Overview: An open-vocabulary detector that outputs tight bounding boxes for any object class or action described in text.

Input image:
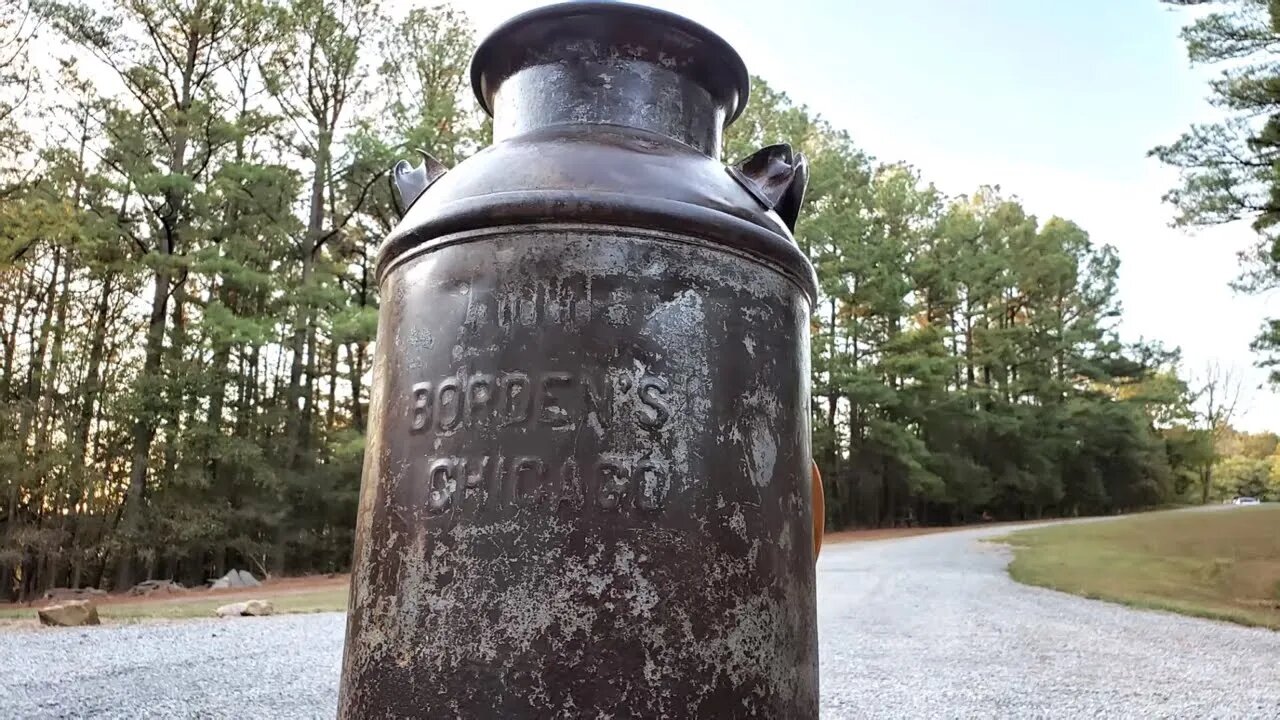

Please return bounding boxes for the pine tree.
[1153,0,1280,381]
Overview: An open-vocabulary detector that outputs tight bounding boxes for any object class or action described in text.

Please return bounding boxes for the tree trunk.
[206,318,230,488]
[8,252,61,594]
[964,302,975,388]
[286,128,331,469]
[161,283,189,506]
[348,342,366,432]
[69,275,112,515]
[117,267,172,589]
[326,339,338,431]
[117,16,201,587]
[0,286,22,401]
[303,322,319,451]
[36,255,72,458]
[34,259,74,594]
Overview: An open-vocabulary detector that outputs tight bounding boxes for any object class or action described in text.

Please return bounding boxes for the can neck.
[470,2,749,161]
[490,58,726,158]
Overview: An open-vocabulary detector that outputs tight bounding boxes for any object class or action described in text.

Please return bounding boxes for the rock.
[37,600,101,627]
[41,587,106,602]
[243,599,274,616]
[214,602,247,617]
[128,580,185,597]
[214,599,274,618]
[209,568,261,590]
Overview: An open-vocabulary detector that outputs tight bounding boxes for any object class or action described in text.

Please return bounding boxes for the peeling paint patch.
[728,504,747,541]
[749,424,777,488]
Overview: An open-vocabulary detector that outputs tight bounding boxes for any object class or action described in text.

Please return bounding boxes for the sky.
[453,0,1280,432]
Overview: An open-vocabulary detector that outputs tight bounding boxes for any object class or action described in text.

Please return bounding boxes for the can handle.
[812,460,824,561]
[729,143,810,232]
[390,150,449,217]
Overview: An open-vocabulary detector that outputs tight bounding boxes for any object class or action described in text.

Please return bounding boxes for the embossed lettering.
[497,290,518,327]
[634,460,669,512]
[463,289,488,329]
[461,455,489,510]
[408,366,673,438]
[546,276,590,326]
[537,372,574,428]
[498,284,542,327]
[512,456,547,506]
[462,455,490,489]
[518,285,537,326]
[596,461,629,511]
[501,373,531,426]
[427,458,457,515]
[638,376,671,430]
[582,373,612,430]
[422,452,671,520]
[437,377,462,432]
[410,382,432,432]
[573,277,592,325]
[543,279,570,325]
[465,373,495,426]
[492,454,510,500]
[494,278,591,328]
[556,458,584,510]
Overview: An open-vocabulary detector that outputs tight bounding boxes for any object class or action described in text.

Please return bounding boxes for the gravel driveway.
[817,523,1279,719]
[3,522,1278,719]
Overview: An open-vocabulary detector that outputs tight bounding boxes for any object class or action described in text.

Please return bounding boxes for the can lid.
[470,1,751,127]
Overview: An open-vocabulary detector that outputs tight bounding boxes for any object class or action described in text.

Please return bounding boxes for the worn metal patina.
[338,2,820,717]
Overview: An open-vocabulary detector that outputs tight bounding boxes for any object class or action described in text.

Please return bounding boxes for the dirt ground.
[1,520,1046,623]
[822,518,1044,545]
[0,574,352,626]
[85,574,352,608]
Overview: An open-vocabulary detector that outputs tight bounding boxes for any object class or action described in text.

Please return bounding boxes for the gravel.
[817,522,1280,719]
[0,613,345,719]
[3,521,1278,719]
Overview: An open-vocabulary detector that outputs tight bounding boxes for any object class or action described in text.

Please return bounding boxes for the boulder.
[209,568,261,590]
[243,599,274,616]
[214,601,247,617]
[37,600,101,627]
[214,599,275,618]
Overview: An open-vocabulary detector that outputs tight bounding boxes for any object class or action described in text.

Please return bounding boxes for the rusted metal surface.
[338,3,819,717]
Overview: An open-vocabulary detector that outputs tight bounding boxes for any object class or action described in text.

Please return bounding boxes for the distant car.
[1232,496,1261,506]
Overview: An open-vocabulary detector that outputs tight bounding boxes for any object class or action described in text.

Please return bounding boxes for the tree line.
[729,83,1202,530]
[1212,427,1280,501]
[0,0,1240,601]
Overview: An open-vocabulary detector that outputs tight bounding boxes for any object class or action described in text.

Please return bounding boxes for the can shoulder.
[380,125,815,301]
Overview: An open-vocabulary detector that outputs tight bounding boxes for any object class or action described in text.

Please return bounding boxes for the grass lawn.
[998,506,1280,630]
[0,577,349,626]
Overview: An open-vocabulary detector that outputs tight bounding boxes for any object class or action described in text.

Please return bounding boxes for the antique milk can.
[338,2,820,717]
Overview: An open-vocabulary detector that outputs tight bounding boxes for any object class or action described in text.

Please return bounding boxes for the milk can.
[337,2,820,716]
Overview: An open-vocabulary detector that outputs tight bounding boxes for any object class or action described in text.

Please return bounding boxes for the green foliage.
[1207,427,1280,500]
[729,77,1202,529]
[1215,455,1273,498]
[1153,0,1280,382]
[0,0,1231,601]
[0,0,482,599]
